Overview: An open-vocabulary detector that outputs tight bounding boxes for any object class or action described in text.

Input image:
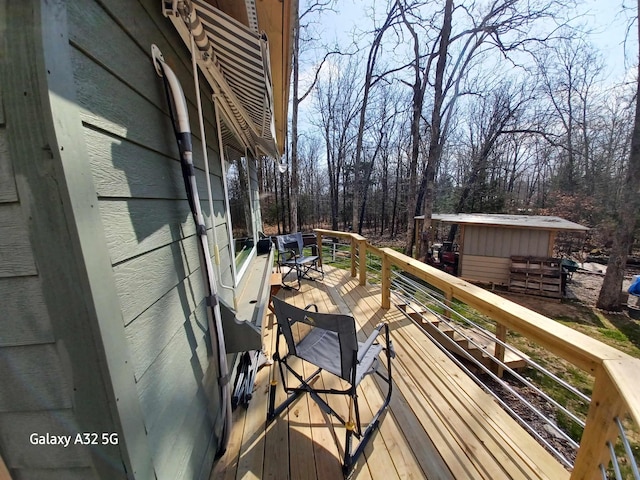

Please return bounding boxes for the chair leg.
[343,328,394,475]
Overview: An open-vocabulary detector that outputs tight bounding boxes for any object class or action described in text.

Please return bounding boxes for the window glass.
[226,155,255,271]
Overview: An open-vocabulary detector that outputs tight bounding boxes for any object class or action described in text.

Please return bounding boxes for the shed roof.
[414,213,589,232]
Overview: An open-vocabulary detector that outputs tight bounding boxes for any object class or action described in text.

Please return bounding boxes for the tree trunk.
[419,0,453,260]
[352,3,398,233]
[596,5,640,309]
[289,14,301,233]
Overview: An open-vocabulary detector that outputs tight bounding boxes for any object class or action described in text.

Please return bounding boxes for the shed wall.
[460,226,551,285]
[464,226,550,257]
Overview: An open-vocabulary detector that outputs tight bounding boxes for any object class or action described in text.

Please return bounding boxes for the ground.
[500,267,637,325]
[484,267,640,466]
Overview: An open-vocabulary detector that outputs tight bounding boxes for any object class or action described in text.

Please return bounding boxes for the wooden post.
[548,231,557,258]
[571,366,625,480]
[443,289,453,319]
[494,324,507,378]
[350,237,357,278]
[381,252,391,309]
[316,231,323,267]
[359,239,367,286]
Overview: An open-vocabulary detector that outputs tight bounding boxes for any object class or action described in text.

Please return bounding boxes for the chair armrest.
[277,249,297,263]
[357,322,386,363]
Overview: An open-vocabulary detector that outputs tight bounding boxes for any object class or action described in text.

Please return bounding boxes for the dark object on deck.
[275,232,324,289]
[629,275,640,296]
[257,237,272,255]
[629,275,640,320]
[267,297,394,476]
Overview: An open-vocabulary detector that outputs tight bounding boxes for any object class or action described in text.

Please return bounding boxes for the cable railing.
[390,269,582,467]
[391,270,591,408]
[313,229,640,480]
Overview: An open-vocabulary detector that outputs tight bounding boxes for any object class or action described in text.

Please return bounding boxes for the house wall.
[0,2,135,479]
[460,226,551,285]
[1,1,246,479]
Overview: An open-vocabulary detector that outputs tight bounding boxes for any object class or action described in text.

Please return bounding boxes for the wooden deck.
[211,266,570,480]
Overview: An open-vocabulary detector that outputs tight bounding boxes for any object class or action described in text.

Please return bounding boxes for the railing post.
[316,231,323,267]
[494,324,507,378]
[381,252,391,309]
[443,289,453,319]
[350,237,357,278]
[571,366,625,480]
[358,239,367,286]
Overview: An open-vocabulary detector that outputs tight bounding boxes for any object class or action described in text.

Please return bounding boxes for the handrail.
[315,229,640,479]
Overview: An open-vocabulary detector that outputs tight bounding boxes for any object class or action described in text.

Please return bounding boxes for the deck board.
[211,266,570,480]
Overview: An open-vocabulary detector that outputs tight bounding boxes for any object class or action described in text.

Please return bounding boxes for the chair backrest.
[271,296,358,381]
[275,232,304,256]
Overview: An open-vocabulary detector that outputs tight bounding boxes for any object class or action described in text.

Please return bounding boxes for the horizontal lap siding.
[68,0,227,477]
[465,226,550,258]
[0,64,95,477]
[461,255,512,285]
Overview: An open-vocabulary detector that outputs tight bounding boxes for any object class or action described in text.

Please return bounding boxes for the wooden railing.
[314,229,640,479]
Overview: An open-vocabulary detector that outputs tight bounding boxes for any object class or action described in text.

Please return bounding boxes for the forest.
[242,0,640,309]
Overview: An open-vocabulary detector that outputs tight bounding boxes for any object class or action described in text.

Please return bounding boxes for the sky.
[291,0,638,146]
[298,0,637,92]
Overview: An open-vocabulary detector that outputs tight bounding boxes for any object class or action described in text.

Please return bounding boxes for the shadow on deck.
[211,266,569,480]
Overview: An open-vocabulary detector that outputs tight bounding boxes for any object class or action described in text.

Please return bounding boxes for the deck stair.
[397,303,527,371]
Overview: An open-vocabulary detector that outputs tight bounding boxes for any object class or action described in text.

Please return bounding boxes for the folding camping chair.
[275,233,324,289]
[267,296,394,475]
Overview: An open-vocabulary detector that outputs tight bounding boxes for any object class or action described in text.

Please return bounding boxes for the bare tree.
[290,0,336,233]
[314,56,361,230]
[351,1,401,233]
[597,0,640,311]
[536,37,604,194]
[407,0,565,259]
[453,83,526,216]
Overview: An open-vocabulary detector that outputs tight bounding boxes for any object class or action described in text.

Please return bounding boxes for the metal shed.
[414,214,589,286]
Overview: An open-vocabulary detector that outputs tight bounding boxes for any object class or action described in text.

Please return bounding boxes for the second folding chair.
[275,232,324,289]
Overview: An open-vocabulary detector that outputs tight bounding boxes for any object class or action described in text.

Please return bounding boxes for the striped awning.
[164,0,279,158]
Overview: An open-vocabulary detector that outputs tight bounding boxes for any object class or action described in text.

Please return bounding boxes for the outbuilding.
[414,213,589,289]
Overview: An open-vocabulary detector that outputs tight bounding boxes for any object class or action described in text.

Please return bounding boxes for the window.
[226,153,256,275]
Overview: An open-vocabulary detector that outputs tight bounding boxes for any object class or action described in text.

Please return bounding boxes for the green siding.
[0,1,117,477]
[1,0,270,478]
[0,276,53,347]
[67,0,230,477]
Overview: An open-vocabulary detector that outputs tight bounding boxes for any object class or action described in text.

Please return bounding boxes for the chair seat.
[282,254,319,266]
[296,327,383,386]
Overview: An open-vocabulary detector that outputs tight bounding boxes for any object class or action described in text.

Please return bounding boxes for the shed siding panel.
[12,468,96,480]
[0,345,72,412]
[465,226,550,258]
[0,1,113,476]
[67,0,229,476]
[126,270,206,380]
[461,255,512,285]
[0,410,93,469]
